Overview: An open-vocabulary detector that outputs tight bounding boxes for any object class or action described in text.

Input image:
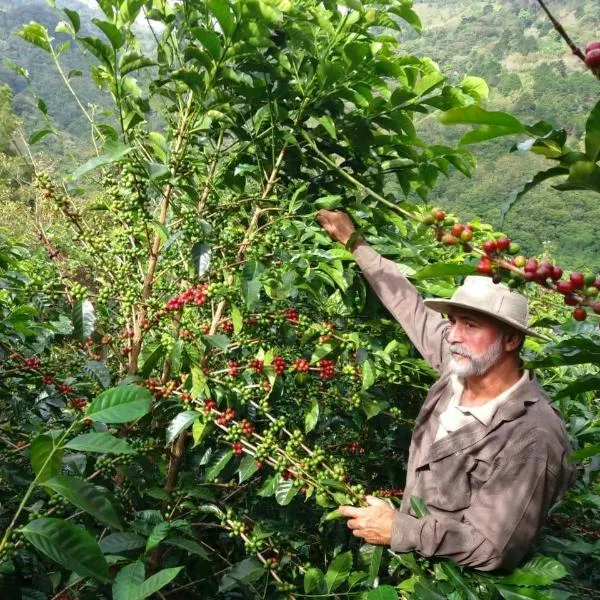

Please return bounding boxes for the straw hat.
[423,276,549,340]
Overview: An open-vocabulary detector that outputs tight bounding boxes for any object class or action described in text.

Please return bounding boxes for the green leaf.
[368,586,399,600]
[42,475,123,530]
[241,278,262,309]
[191,242,211,277]
[166,411,198,445]
[318,115,337,139]
[30,433,63,483]
[86,385,153,424]
[496,585,555,600]
[191,28,222,59]
[275,478,297,505]
[438,106,526,130]
[459,76,489,103]
[206,449,233,481]
[207,0,235,37]
[64,8,81,33]
[554,161,600,193]
[315,194,342,209]
[410,496,429,518]
[83,359,112,389]
[72,300,95,341]
[146,522,170,552]
[92,19,124,49]
[79,36,113,68]
[66,431,134,454]
[18,22,52,52]
[460,125,526,146]
[119,52,156,75]
[304,567,326,593]
[555,374,600,399]
[518,555,568,582]
[413,263,475,281]
[99,532,145,554]
[219,558,265,593]
[22,518,109,582]
[325,551,352,592]
[584,99,600,162]
[192,419,210,447]
[439,562,478,600]
[165,537,210,559]
[362,359,376,390]
[203,334,230,351]
[231,304,243,335]
[238,454,259,483]
[304,398,319,433]
[113,561,145,600]
[359,543,383,586]
[71,143,132,180]
[569,444,600,462]
[29,129,56,145]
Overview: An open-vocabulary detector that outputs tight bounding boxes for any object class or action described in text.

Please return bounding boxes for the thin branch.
[534,0,586,62]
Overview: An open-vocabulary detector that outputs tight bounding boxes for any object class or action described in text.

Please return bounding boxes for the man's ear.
[503,329,524,353]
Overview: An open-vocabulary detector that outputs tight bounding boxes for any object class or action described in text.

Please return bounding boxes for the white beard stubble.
[448,334,505,377]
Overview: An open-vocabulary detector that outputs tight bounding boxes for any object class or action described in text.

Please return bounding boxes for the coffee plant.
[1,1,598,599]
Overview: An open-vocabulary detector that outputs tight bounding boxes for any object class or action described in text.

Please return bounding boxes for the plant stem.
[534,0,586,62]
[0,419,79,552]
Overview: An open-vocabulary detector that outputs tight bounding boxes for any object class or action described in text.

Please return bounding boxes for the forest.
[0,1,598,599]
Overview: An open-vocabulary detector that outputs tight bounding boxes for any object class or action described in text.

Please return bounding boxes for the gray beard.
[448,335,505,377]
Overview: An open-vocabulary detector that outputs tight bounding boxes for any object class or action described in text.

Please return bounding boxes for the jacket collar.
[417,371,543,468]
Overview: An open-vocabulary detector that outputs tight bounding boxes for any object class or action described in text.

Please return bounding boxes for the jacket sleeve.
[353,243,449,373]
[389,434,562,571]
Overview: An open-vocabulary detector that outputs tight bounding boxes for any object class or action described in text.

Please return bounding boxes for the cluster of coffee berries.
[285,307,299,322]
[227,359,240,377]
[221,319,234,334]
[165,283,208,312]
[215,407,236,426]
[294,358,310,372]
[203,398,217,413]
[232,442,244,456]
[69,398,87,411]
[248,358,264,374]
[23,357,41,369]
[318,359,335,379]
[345,441,365,455]
[145,378,177,398]
[585,41,600,77]
[273,355,286,374]
[41,373,54,385]
[239,419,255,436]
[179,392,193,404]
[376,487,404,498]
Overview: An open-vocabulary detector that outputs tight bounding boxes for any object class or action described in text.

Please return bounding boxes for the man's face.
[446,310,507,377]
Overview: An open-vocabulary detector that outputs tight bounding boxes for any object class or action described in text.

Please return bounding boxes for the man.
[317,209,575,571]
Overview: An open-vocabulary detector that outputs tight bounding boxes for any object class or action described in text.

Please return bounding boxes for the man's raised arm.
[316,210,449,373]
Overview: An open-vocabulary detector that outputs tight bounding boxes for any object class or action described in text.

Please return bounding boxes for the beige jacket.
[353,243,576,571]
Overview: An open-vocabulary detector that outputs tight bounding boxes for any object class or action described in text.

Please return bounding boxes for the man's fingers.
[346,518,361,530]
[339,505,362,518]
[365,495,388,508]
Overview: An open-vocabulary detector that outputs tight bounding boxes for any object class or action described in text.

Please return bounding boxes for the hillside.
[0,0,598,268]
[403,0,600,270]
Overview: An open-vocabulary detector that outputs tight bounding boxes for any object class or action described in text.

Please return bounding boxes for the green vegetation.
[0,1,598,599]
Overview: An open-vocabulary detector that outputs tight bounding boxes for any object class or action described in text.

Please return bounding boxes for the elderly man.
[317,209,575,571]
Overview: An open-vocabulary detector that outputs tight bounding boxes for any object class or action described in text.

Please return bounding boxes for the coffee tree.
[1,1,598,598]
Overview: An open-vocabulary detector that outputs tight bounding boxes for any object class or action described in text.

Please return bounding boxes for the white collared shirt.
[435,370,530,442]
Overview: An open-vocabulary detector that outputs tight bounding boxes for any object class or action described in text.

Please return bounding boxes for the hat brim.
[423,299,551,341]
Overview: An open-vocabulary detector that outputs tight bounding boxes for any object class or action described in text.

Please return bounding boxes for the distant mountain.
[403,0,600,269]
[1,0,598,268]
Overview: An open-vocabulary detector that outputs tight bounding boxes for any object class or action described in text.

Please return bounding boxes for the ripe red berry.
[496,236,510,252]
[476,258,493,274]
[593,302,600,315]
[556,280,574,295]
[585,48,600,69]
[319,359,335,379]
[450,223,464,237]
[294,358,310,373]
[524,258,538,273]
[570,272,585,289]
[441,233,458,246]
[586,41,600,54]
[227,360,240,378]
[273,355,286,374]
[433,209,446,221]
[572,307,587,321]
[564,294,578,307]
[551,266,563,281]
[482,240,497,255]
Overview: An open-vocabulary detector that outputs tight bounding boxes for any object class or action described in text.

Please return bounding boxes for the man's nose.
[446,324,461,344]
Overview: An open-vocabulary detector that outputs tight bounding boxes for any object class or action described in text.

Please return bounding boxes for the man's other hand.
[339,495,396,546]
[316,209,357,246]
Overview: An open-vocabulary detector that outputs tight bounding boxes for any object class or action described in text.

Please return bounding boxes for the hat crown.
[450,276,529,328]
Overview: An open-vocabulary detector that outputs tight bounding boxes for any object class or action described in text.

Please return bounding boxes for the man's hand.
[316,209,359,246]
[339,495,396,546]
